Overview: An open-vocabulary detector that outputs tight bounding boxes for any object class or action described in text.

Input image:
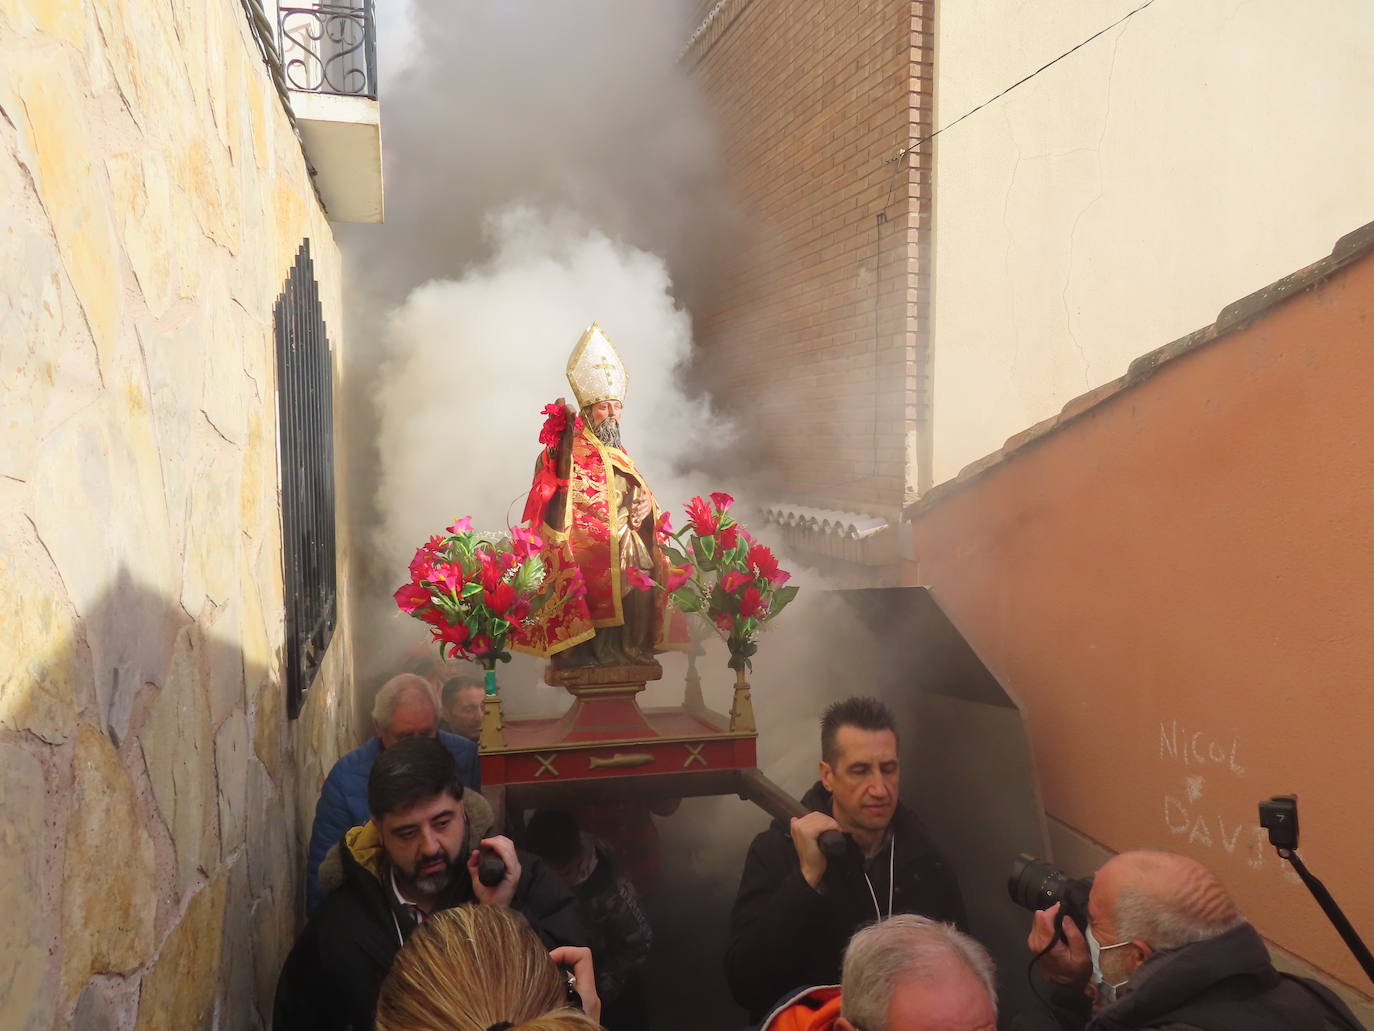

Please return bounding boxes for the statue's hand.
[631,495,652,528]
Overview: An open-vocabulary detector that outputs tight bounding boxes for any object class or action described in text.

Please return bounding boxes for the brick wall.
[686,0,934,519]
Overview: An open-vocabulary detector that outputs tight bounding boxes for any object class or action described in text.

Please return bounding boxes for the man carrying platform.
[726,696,968,1020]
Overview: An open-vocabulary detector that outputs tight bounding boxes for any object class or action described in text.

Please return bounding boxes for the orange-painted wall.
[909,249,1374,995]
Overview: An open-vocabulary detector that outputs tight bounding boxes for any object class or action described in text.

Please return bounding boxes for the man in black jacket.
[725,696,967,1020]
[1025,849,1364,1030]
[273,737,584,1031]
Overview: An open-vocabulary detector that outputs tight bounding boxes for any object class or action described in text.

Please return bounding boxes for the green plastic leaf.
[461,581,483,599]
[671,587,702,612]
[769,585,800,617]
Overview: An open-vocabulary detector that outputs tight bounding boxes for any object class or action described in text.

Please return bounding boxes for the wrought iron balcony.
[278,0,377,99]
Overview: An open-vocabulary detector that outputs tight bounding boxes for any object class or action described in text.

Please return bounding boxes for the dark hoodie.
[272,789,584,1031]
[724,781,966,1020]
[1040,922,1364,1031]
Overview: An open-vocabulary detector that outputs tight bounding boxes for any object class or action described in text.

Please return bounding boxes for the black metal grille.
[274,239,338,718]
[278,1,378,98]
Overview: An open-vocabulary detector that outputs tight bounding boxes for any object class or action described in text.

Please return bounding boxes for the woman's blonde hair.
[375,905,602,1031]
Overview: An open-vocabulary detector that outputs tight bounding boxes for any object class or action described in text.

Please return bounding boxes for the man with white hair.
[304,672,480,911]
[753,914,997,1031]
[1027,849,1364,1030]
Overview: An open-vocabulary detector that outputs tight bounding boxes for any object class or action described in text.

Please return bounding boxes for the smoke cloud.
[372,204,715,569]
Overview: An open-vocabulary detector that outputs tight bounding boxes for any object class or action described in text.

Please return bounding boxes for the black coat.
[724,781,967,1019]
[273,825,585,1031]
[1035,922,1364,1031]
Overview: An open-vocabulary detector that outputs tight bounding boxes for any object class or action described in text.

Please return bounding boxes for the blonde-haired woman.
[375,904,603,1031]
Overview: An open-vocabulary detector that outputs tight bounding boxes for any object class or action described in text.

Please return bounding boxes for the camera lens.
[1008,853,1072,912]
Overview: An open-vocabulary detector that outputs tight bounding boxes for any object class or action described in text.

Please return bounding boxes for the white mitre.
[566,322,628,410]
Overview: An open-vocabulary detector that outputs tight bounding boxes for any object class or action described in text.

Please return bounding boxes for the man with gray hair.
[304,672,480,911]
[1027,849,1364,1029]
[752,914,997,1031]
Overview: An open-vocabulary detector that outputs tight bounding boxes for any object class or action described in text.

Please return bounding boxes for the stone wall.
[1,1,360,1028]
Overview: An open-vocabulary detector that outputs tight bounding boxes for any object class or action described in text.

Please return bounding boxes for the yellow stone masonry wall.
[0,1,360,1027]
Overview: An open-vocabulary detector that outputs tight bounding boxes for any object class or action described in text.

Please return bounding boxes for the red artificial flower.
[447,516,474,535]
[715,612,736,633]
[393,582,431,613]
[746,544,780,581]
[478,551,503,591]
[710,491,734,511]
[420,607,448,627]
[625,567,656,592]
[510,598,532,624]
[484,582,516,616]
[768,568,792,587]
[469,635,493,657]
[721,570,752,594]
[426,534,447,552]
[739,585,767,620]
[431,622,470,648]
[664,564,692,592]
[685,496,719,536]
[719,524,739,550]
[539,403,569,446]
[501,550,521,572]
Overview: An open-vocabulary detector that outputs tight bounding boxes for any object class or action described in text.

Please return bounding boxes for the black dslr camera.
[1008,853,1094,946]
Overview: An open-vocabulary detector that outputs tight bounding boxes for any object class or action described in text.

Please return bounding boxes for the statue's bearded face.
[585,400,624,449]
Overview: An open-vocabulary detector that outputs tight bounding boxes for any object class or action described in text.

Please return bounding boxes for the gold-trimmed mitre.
[566,323,629,410]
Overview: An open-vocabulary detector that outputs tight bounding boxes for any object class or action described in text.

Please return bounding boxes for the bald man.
[1026,850,1363,1030]
[305,674,480,911]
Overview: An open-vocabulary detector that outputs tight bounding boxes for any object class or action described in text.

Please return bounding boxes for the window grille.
[274,239,338,718]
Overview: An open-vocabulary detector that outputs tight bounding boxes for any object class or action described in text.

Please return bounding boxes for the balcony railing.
[278,1,377,99]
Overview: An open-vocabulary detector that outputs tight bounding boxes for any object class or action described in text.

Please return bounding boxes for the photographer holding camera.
[1021,850,1364,1030]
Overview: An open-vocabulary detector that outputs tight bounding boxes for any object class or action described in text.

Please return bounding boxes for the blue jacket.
[305,731,481,912]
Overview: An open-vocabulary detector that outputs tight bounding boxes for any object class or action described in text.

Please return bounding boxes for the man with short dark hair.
[755,914,998,1031]
[1027,849,1364,1030]
[274,738,582,1031]
[440,674,485,741]
[305,673,480,911]
[726,696,967,1020]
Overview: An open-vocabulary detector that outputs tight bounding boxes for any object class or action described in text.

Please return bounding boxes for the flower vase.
[728,665,756,734]
[478,667,505,752]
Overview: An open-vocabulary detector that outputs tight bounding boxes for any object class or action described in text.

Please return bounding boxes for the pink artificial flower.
[625,567,656,592]
[664,564,692,592]
[469,635,493,657]
[721,570,752,594]
[447,516,474,535]
[511,525,544,557]
[710,491,735,511]
[433,562,463,594]
[768,568,792,587]
[715,612,736,633]
[409,545,436,582]
[393,582,431,614]
[656,511,673,539]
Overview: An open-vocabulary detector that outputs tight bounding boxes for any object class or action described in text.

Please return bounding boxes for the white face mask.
[1086,926,1133,1005]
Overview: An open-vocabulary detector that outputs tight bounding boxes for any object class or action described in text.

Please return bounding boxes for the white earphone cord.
[862,838,896,921]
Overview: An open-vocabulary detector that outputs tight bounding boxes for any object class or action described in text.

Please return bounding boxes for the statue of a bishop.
[516,324,689,668]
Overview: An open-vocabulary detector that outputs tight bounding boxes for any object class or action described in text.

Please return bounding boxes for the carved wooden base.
[540,662,663,742]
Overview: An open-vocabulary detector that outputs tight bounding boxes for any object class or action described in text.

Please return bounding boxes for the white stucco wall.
[931,0,1374,483]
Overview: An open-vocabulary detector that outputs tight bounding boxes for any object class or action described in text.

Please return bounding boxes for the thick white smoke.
[373,204,715,567]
